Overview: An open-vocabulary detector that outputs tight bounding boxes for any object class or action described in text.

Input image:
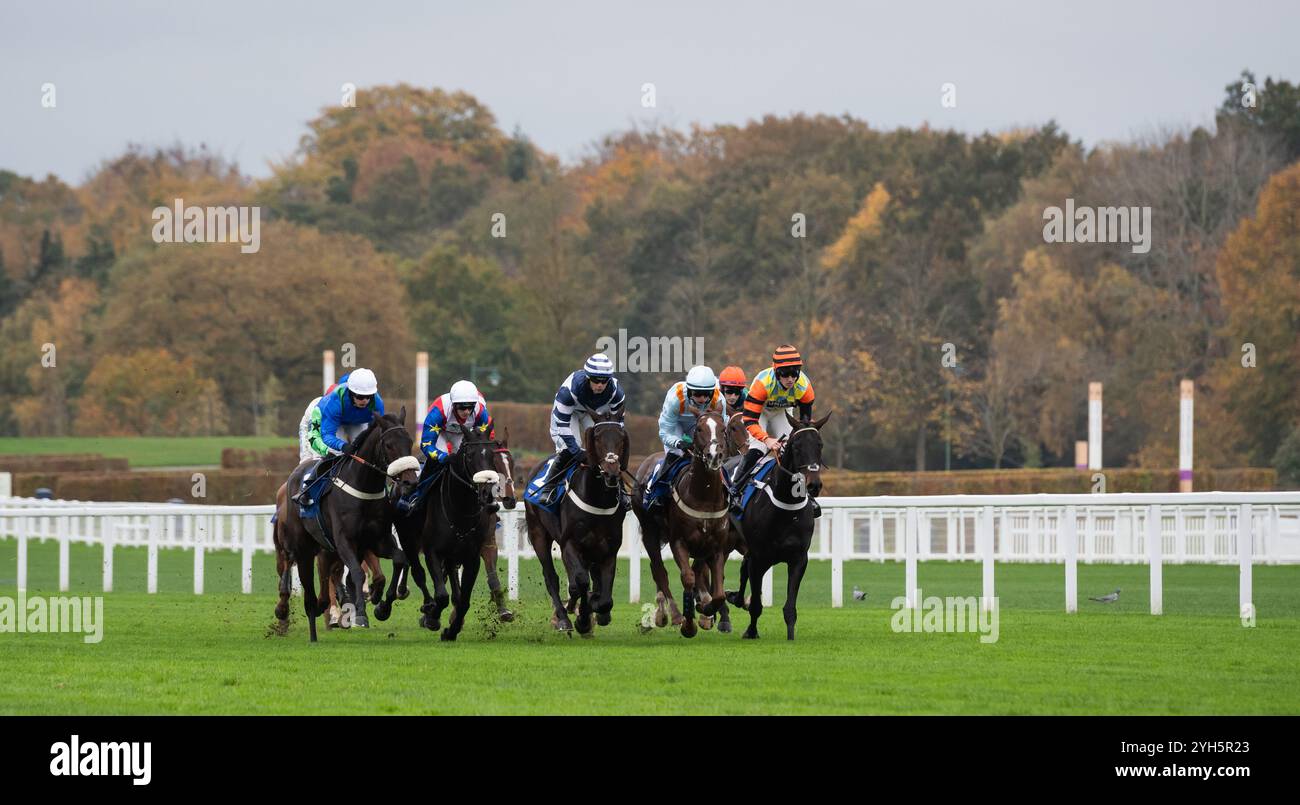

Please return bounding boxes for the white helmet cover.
[450,379,480,405]
[347,368,378,396]
[685,365,717,393]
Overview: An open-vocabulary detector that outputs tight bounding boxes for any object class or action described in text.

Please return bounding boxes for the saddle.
[294,456,345,550]
[523,455,581,514]
[731,457,777,521]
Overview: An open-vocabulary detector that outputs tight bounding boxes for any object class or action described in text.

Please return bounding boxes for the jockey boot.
[536,454,569,506]
[729,448,763,510]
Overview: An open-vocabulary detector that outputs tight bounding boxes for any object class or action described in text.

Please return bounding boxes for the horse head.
[454,423,501,508]
[782,410,832,498]
[585,410,628,489]
[692,410,726,472]
[725,412,748,458]
[492,426,517,510]
[361,407,419,502]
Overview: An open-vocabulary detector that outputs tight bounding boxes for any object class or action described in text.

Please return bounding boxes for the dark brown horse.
[525,411,630,635]
[727,411,830,640]
[384,425,502,640]
[632,410,731,638]
[272,408,419,641]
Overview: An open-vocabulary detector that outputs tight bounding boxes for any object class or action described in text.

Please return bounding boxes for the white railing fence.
[3,492,1298,619]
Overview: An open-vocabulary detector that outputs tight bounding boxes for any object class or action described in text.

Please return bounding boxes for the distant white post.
[1088,382,1103,470]
[193,516,205,595]
[102,518,114,593]
[1147,504,1162,615]
[1074,441,1088,471]
[241,515,254,594]
[0,471,11,498]
[981,506,995,612]
[905,507,918,609]
[507,515,521,602]
[1064,505,1078,613]
[16,517,28,593]
[1238,504,1254,625]
[1179,379,1194,493]
[323,350,335,394]
[416,352,429,418]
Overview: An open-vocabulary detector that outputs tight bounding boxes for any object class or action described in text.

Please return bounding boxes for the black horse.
[726,411,831,640]
[272,408,419,642]
[386,425,503,641]
[525,411,630,635]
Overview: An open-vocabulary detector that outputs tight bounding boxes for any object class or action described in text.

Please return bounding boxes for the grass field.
[0,436,295,468]
[1,538,1298,715]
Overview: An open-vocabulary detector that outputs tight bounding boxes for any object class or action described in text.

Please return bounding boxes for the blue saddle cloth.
[523,456,579,514]
[297,457,345,550]
[644,454,691,503]
[735,459,776,521]
[397,460,443,515]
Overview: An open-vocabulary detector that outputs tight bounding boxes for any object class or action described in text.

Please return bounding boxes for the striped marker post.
[1179,379,1194,493]
[1088,382,1103,470]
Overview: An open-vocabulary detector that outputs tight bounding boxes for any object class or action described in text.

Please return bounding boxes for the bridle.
[772,425,822,480]
[690,412,726,472]
[584,420,627,489]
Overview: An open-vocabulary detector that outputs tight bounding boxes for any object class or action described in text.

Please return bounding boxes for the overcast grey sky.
[2,0,1297,183]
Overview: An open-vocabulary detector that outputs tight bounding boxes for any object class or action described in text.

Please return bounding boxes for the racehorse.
[726,411,830,640]
[272,408,419,642]
[384,424,502,641]
[388,430,518,623]
[725,412,747,458]
[525,410,630,635]
[632,410,731,638]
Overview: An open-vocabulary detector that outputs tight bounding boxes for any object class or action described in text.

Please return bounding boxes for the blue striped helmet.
[584,353,614,379]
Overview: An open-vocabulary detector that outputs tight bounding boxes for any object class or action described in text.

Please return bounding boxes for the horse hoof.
[354,615,369,629]
[498,609,515,623]
[439,629,456,642]
[596,612,611,627]
[374,602,391,621]
[274,603,289,621]
[419,615,439,631]
[742,630,758,640]
[681,622,697,639]
[638,624,654,635]
[671,615,685,627]
[654,611,668,628]
[718,620,733,634]
[397,586,410,600]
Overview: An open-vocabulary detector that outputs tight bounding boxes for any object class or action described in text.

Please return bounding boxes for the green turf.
[1,539,1297,714]
[0,436,295,468]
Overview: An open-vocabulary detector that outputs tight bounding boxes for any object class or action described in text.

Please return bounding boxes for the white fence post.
[831,507,846,608]
[905,507,918,608]
[102,517,114,593]
[625,514,640,604]
[193,515,205,595]
[57,515,70,592]
[241,515,254,594]
[1148,504,1162,615]
[147,515,160,594]
[1064,505,1077,613]
[981,506,995,612]
[506,516,520,602]
[1238,503,1253,624]
[16,516,28,593]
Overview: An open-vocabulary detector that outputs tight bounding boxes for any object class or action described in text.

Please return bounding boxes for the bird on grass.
[852,585,867,601]
[1089,588,1121,603]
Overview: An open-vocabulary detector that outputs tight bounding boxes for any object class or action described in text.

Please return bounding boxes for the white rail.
[4,492,1298,620]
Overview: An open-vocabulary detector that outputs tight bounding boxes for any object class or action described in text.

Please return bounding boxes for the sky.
[2,0,1297,184]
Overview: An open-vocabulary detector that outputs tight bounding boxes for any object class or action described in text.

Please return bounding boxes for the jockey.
[729,345,815,509]
[535,353,625,505]
[718,365,748,414]
[643,365,724,512]
[312,368,385,457]
[419,379,494,472]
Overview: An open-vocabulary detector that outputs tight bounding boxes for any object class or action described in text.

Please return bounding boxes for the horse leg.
[645,538,682,627]
[274,549,292,622]
[727,555,751,611]
[481,539,514,622]
[694,559,713,630]
[445,558,462,626]
[442,554,480,642]
[710,551,732,633]
[742,557,769,640]
[668,540,697,639]
[396,562,410,599]
[593,552,616,627]
[365,551,385,606]
[562,541,593,636]
[337,541,369,628]
[423,546,450,630]
[784,554,808,641]
[533,532,572,632]
[297,557,320,643]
